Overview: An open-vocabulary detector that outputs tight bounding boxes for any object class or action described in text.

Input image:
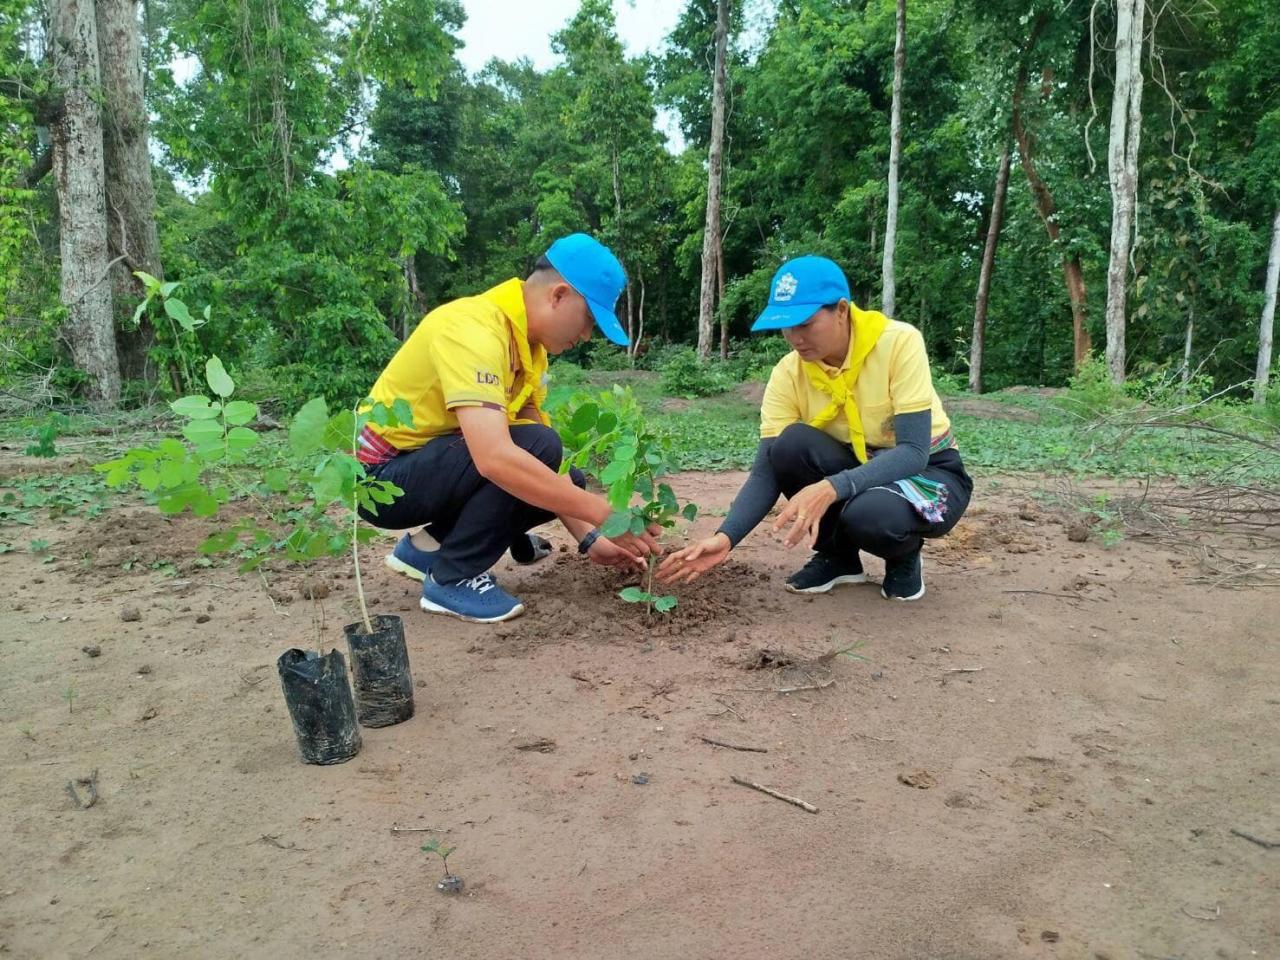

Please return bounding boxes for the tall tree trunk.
[97,0,163,383]
[1104,0,1146,385]
[1012,14,1090,370]
[1255,206,1280,405]
[402,254,423,340]
[50,0,121,404]
[970,140,1011,394]
[610,143,635,354]
[696,0,728,359]
[634,274,646,362]
[717,240,728,359]
[1180,306,1193,391]
[881,0,905,317]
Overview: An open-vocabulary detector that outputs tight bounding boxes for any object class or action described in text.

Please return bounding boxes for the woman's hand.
[772,479,839,549]
[657,533,732,584]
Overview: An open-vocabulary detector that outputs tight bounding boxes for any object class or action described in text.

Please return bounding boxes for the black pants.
[768,423,973,562]
[359,424,585,583]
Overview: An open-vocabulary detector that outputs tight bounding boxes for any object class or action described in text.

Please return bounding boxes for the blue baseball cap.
[545,233,630,347]
[751,256,851,332]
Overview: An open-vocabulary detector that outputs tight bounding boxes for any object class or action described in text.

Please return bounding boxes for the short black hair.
[528,255,562,282]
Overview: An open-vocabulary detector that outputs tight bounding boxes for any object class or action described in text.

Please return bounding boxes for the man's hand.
[772,479,839,549]
[657,532,731,584]
[609,523,663,561]
[587,536,647,572]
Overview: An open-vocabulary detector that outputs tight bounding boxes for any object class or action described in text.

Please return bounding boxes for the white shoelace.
[461,573,496,594]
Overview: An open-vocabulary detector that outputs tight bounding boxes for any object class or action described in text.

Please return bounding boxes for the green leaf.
[614,444,637,462]
[191,492,220,517]
[205,356,235,398]
[289,397,329,456]
[654,595,677,613]
[601,511,631,538]
[596,412,618,434]
[600,459,631,485]
[136,468,160,492]
[165,297,198,332]
[182,419,223,445]
[323,410,357,451]
[160,281,179,297]
[619,586,646,603]
[222,400,258,426]
[225,426,258,452]
[607,478,632,510]
[171,395,218,420]
[570,403,599,434]
[629,515,647,535]
[200,530,239,554]
[682,503,699,522]
[264,468,291,492]
[391,398,414,429]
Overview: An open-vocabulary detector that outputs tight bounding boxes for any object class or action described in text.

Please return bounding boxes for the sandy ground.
[1,470,1277,960]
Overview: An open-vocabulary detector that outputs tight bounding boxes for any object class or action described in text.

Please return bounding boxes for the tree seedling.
[421,837,463,894]
[63,680,77,714]
[558,386,698,615]
[98,303,413,642]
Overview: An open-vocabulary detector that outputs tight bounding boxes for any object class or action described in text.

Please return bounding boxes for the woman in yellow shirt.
[659,256,972,601]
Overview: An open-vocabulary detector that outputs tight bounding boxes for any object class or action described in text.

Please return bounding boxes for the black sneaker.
[881,550,925,601]
[785,552,867,594]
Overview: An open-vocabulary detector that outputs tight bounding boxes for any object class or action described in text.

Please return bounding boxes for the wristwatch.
[577,529,601,555]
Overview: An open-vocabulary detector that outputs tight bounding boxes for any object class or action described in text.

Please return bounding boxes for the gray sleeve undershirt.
[715,410,933,548]
[827,409,932,500]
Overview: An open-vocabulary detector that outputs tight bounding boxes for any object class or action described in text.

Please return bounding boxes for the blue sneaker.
[419,571,525,624]
[385,534,437,581]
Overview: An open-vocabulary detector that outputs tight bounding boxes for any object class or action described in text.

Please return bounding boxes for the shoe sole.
[881,583,926,601]
[385,554,427,582]
[784,573,868,595]
[419,596,525,624]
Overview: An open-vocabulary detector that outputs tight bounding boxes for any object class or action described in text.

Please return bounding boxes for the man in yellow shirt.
[357,233,659,623]
[659,256,972,601]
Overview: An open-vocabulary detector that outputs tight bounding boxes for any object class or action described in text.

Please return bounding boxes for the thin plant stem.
[352,401,373,634]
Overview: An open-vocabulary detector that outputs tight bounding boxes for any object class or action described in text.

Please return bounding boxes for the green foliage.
[558,385,699,614]
[0,474,110,527]
[95,355,412,587]
[23,413,68,457]
[659,347,740,398]
[420,838,456,876]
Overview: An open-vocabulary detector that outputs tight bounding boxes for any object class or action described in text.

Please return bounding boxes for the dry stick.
[1230,827,1280,850]
[733,679,836,694]
[730,775,818,814]
[946,667,983,674]
[390,824,438,835]
[1002,589,1091,601]
[699,735,768,754]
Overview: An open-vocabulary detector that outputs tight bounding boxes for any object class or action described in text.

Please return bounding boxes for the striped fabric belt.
[868,429,960,525]
[356,424,400,466]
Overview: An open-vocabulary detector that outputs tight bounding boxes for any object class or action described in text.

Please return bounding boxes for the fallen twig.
[1139,694,1168,702]
[1002,589,1090,601]
[65,769,99,809]
[730,775,818,813]
[1230,827,1280,850]
[390,824,438,835]
[733,679,836,694]
[699,735,768,753]
[945,667,983,674]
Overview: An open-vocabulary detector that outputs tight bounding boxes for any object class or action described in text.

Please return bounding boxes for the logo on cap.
[774,273,798,302]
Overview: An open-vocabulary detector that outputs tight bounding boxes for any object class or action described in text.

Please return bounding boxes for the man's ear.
[550,281,574,308]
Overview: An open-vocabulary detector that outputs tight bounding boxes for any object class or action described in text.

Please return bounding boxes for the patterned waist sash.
[356,424,399,466]
[868,429,960,524]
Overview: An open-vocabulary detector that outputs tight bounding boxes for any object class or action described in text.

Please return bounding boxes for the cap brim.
[587,298,631,347]
[751,302,821,332]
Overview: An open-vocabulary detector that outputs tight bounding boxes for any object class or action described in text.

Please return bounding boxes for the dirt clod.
[120,608,141,622]
[81,645,101,658]
[196,614,211,624]
[898,770,937,790]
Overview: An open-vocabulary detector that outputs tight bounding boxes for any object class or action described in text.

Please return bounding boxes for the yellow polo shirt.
[364,278,541,450]
[759,317,951,449]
